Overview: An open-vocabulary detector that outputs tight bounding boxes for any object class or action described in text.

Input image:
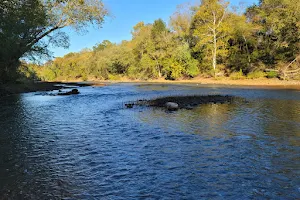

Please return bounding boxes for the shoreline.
[1,78,299,98]
[93,77,300,90]
[0,81,95,98]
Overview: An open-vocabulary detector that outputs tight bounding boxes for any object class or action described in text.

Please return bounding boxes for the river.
[0,83,299,199]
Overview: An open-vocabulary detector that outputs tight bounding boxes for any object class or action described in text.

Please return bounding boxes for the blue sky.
[50,0,258,58]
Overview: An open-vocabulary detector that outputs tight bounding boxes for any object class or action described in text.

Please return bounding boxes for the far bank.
[1,77,300,98]
[83,77,300,90]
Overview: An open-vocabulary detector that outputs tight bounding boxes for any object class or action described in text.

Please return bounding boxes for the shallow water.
[0,83,299,199]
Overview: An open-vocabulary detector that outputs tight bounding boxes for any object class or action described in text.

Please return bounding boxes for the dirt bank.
[101,77,300,90]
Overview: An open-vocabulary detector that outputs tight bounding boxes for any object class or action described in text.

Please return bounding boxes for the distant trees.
[0,0,108,82]
[26,0,300,81]
[93,40,113,52]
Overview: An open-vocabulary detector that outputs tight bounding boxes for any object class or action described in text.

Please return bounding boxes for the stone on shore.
[165,102,179,111]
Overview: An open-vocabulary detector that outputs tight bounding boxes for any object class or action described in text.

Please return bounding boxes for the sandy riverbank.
[95,77,300,90]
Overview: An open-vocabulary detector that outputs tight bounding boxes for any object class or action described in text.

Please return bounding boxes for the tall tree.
[151,19,167,38]
[131,22,158,79]
[191,0,231,77]
[150,19,169,77]
[226,13,258,73]
[0,0,47,81]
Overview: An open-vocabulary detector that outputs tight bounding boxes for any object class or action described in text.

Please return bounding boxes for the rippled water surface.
[0,83,299,199]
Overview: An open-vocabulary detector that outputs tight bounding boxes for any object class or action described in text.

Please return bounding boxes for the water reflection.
[138,98,300,144]
[137,97,300,199]
[139,103,234,137]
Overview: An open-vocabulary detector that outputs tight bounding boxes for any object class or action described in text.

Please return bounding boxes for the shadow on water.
[0,95,76,199]
[0,84,299,199]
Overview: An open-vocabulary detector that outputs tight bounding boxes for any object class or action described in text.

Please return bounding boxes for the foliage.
[0,0,108,82]
[246,0,300,67]
[266,71,279,79]
[17,63,41,82]
[230,69,245,80]
[247,71,266,79]
[19,0,300,82]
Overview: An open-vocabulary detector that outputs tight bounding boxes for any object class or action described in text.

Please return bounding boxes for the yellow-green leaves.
[19,0,300,82]
[45,0,108,30]
[191,0,230,76]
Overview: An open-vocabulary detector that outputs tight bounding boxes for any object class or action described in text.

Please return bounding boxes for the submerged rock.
[71,89,79,94]
[132,95,237,110]
[125,103,134,108]
[165,102,179,111]
[185,105,194,110]
[58,89,80,96]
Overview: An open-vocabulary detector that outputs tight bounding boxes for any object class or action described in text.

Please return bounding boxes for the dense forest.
[2,0,300,83]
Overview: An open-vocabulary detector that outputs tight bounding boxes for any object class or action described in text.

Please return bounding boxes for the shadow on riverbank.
[0,81,106,98]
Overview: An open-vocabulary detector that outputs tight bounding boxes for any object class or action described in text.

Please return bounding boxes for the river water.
[0,83,299,199]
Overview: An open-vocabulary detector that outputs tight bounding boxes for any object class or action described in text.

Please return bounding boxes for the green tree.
[165,42,199,80]
[226,13,258,73]
[0,0,108,82]
[93,40,114,52]
[0,0,47,81]
[151,19,168,39]
[246,0,300,67]
[130,22,157,79]
[149,19,170,78]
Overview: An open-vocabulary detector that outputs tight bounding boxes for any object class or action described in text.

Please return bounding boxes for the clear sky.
[50,0,258,58]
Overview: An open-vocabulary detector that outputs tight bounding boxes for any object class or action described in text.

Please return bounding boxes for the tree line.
[3,0,300,82]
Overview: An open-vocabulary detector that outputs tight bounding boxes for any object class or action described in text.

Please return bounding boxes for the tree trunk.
[213,30,217,78]
[243,35,251,65]
[153,57,161,78]
[212,11,217,78]
[0,58,20,83]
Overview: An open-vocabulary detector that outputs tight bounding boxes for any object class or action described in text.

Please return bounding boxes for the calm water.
[0,83,299,199]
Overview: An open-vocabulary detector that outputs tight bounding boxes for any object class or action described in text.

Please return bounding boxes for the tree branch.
[216,9,226,28]
[26,26,62,49]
